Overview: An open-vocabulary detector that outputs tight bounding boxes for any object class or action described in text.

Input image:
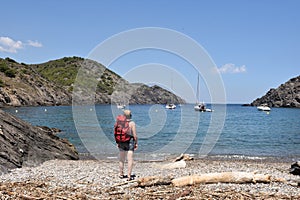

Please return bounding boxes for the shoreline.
[78,152,300,163]
[1,156,299,199]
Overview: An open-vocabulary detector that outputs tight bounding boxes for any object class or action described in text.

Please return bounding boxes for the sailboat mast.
[196,74,200,104]
[171,73,174,103]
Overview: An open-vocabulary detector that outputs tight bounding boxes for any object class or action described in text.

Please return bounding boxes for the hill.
[250,75,300,108]
[0,57,185,107]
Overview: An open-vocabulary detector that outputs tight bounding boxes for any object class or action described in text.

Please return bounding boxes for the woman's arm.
[130,121,138,149]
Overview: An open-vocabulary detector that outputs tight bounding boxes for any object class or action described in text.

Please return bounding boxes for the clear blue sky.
[0,0,299,103]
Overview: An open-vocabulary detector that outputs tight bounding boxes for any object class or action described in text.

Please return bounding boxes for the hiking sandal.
[127,174,136,181]
[119,175,128,179]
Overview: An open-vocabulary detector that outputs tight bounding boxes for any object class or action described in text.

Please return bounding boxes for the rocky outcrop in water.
[0,109,79,173]
[250,75,300,108]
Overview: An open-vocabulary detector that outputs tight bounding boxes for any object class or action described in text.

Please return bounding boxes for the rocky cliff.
[250,75,300,108]
[0,57,185,107]
[0,109,79,173]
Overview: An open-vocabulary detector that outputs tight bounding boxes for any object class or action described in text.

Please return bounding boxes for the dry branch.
[111,179,137,187]
[137,176,173,187]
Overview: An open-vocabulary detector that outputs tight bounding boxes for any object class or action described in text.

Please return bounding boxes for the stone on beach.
[290,161,300,175]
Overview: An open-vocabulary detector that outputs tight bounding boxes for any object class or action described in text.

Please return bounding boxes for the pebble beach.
[0,156,299,199]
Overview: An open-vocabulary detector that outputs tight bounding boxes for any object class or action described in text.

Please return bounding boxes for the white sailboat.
[166,74,176,109]
[194,74,213,112]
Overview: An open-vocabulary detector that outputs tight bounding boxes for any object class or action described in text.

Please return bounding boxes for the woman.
[118,109,138,181]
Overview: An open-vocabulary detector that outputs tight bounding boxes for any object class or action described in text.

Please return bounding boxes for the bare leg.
[119,151,126,176]
[127,150,134,178]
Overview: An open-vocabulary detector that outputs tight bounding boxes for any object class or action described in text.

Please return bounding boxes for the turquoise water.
[3,104,300,161]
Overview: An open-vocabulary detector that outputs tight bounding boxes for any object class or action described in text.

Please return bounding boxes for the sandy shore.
[0,157,299,199]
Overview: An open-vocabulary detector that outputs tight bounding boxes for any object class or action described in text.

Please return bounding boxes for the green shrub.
[0,62,17,78]
[20,69,28,74]
[0,63,9,72]
[68,86,73,92]
[4,68,17,78]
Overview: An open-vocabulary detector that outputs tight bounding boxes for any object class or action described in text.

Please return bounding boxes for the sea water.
[3,104,300,161]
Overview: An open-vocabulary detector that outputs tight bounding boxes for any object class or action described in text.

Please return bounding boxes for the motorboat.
[194,103,205,112]
[117,104,126,109]
[194,103,213,112]
[257,104,271,111]
[166,103,176,109]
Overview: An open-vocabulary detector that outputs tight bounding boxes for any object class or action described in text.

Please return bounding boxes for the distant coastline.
[1,57,299,108]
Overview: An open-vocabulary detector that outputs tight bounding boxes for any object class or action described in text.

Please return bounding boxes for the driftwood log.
[172,172,271,187]
[134,172,273,188]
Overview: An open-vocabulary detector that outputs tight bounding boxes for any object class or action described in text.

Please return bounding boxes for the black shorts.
[118,139,135,151]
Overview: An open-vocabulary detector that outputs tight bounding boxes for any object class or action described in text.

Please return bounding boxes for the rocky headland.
[0,109,78,174]
[250,75,300,108]
[0,57,185,107]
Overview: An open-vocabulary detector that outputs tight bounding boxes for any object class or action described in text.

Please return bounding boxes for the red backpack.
[114,115,131,143]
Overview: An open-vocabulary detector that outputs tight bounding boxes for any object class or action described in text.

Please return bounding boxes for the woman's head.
[123,109,132,119]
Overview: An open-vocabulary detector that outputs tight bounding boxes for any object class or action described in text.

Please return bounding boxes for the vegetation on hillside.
[98,70,118,95]
[31,56,122,94]
[0,59,17,78]
[32,57,84,87]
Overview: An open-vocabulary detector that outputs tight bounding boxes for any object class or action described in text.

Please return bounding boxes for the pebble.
[0,158,299,199]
